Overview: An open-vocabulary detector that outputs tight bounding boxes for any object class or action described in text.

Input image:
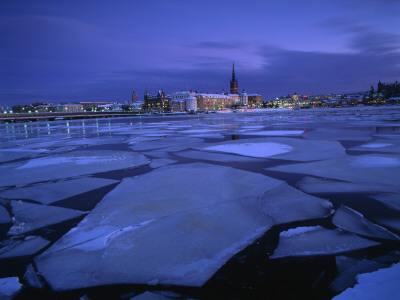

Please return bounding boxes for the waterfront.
[1,106,400,299]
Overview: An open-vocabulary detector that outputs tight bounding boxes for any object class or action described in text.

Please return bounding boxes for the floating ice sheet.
[330,256,387,293]
[130,136,204,151]
[35,163,331,290]
[149,158,177,168]
[131,291,172,300]
[175,150,265,163]
[0,149,46,163]
[0,236,50,259]
[242,130,304,136]
[0,150,148,187]
[8,201,87,235]
[0,277,22,299]
[0,206,11,224]
[302,128,373,141]
[199,137,346,161]
[332,206,399,240]
[270,226,379,259]
[349,140,400,153]
[0,177,119,204]
[332,263,400,300]
[373,217,400,232]
[269,154,400,193]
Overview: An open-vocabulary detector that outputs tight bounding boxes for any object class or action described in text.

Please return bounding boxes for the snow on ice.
[333,263,400,300]
[270,226,379,259]
[35,163,331,290]
[0,177,119,204]
[8,201,87,235]
[0,236,50,259]
[0,150,148,187]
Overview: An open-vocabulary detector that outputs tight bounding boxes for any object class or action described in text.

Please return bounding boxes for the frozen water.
[332,263,400,300]
[200,137,345,161]
[332,206,399,240]
[269,154,400,194]
[330,256,387,292]
[149,158,177,168]
[175,150,265,163]
[371,193,400,211]
[0,277,22,299]
[130,137,204,151]
[0,177,119,204]
[35,163,331,290]
[270,226,380,259]
[8,201,87,235]
[373,217,400,232]
[0,205,11,224]
[0,148,46,163]
[203,142,293,158]
[131,291,172,300]
[0,236,50,258]
[0,150,148,187]
[242,130,304,136]
[23,264,44,289]
[302,128,373,141]
[259,182,333,224]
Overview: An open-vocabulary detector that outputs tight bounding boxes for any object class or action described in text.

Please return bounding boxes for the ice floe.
[0,148,47,163]
[0,277,22,300]
[23,264,44,289]
[373,217,400,232]
[130,136,204,152]
[175,150,264,163]
[332,263,400,300]
[35,163,331,290]
[0,177,119,204]
[0,236,50,259]
[8,201,87,235]
[269,154,400,194]
[149,158,177,168]
[332,206,399,240]
[302,128,373,141]
[0,150,148,187]
[270,226,380,259]
[242,130,304,136]
[199,137,346,161]
[330,256,387,292]
[0,205,11,224]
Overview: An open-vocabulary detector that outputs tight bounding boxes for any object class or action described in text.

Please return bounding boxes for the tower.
[132,90,138,103]
[230,62,238,94]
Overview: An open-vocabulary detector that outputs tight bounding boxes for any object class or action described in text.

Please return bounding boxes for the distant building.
[131,90,138,103]
[55,104,83,113]
[230,63,238,94]
[144,90,171,112]
[377,80,400,98]
[185,96,197,112]
[196,93,233,111]
[239,90,248,106]
[248,94,262,107]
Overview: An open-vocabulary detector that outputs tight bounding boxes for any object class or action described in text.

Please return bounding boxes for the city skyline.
[1,0,399,106]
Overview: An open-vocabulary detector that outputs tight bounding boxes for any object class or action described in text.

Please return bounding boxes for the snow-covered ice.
[35,163,331,290]
[149,158,177,168]
[270,226,380,259]
[0,177,119,204]
[0,277,22,300]
[200,137,346,161]
[332,262,400,300]
[8,201,87,235]
[330,256,387,292]
[332,206,399,240]
[242,130,304,136]
[0,150,148,187]
[175,150,265,162]
[0,236,50,258]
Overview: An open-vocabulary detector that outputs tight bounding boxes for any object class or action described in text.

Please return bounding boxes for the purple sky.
[1,0,399,107]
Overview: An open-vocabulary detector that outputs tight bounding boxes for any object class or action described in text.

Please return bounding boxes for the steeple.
[230,62,238,94]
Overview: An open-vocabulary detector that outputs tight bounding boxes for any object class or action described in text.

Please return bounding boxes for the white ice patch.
[0,236,50,259]
[360,143,393,148]
[270,226,379,259]
[332,206,399,240]
[175,150,264,163]
[35,163,331,291]
[0,177,119,204]
[350,156,400,168]
[8,201,87,235]
[149,158,177,168]
[332,263,400,300]
[203,143,293,158]
[330,256,387,293]
[0,150,148,187]
[0,277,22,299]
[243,130,304,136]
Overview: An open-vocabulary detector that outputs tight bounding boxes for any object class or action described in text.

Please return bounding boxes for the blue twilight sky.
[1,0,399,107]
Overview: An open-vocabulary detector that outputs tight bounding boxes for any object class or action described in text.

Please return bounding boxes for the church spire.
[230,62,238,94]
